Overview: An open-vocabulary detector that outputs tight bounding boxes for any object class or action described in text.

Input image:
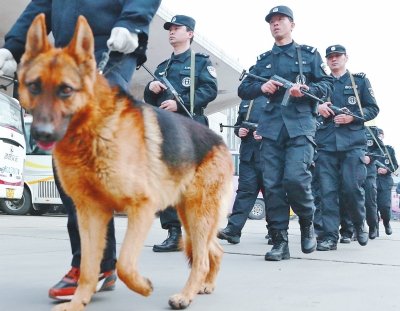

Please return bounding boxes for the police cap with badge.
[325,44,347,57]
[164,15,196,31]
[265,5,294,23]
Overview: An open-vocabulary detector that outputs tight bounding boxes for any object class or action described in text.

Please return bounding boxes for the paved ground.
[1,213,399,311]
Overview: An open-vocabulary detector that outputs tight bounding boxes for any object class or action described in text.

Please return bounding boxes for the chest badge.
[348,96,357,105]
[182,77,191,87]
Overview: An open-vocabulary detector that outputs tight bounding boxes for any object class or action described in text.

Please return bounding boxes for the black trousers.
[53,165,116,272]
[227,157,264,235]
[316,149,367,241]
[260,127,315,230]
[159,206,181,230]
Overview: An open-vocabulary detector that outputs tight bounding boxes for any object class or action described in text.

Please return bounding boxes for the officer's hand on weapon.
[377,167,388,175]
[334,108,354,125]
[261,79,282,95]
[318,101,335,118]
[289,83,308,98]
[160,99,178,112]
[253,131,262,141]
[149,80,167,94]
[238,127,249,138]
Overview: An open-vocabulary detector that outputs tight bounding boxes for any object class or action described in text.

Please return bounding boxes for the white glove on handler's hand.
[0,48,17,77]
[107,27,139,54]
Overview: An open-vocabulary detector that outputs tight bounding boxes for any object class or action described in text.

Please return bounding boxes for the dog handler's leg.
[116,199,154,296]
[52,206,112,311]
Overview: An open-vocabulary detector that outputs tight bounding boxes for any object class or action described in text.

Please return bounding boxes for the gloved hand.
[0,48,17,77]
[107,27,139,54]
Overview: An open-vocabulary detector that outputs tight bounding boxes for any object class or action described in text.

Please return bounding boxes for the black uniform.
[315,71,379,243]
[377,144,398,223]
[144,48,218,231]
[238,42,333,232]
[225,97,265,235]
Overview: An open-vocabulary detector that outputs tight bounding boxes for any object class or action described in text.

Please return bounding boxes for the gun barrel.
[239,70,268,82]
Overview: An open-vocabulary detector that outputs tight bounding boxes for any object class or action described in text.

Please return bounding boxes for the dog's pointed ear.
[67,15,95,64]
[23,13,51,61]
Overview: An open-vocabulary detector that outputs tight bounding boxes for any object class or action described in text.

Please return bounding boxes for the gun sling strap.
[349,72,396,172]
[190,50,195,115]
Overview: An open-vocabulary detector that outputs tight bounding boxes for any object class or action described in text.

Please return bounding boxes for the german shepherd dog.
[18,14,233,311]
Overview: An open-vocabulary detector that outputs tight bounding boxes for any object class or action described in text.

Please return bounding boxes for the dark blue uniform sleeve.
[358,76,379,123]
[238,63,265,100]
[113,0,161,37]
[307,51,334,100]
[4,0,52,62]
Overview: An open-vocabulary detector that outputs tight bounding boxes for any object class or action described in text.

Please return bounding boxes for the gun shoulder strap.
[295,45,305,84]
[348,71,364,118]
[190,50,195,115]
[244,100,254,121]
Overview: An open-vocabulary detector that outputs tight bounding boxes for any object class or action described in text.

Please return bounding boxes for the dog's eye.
[27,82,42,95]
[58,85,74,99]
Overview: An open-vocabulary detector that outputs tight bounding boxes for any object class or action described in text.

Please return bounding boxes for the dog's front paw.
[52,301,86,311]
[168,293,192,310]
[198,282,215,294]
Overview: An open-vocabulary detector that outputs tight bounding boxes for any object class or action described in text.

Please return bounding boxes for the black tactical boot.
[299,219,317,254]
[265,230,290,261]
[369,224,378,240]
[153,227,182,252]
[355,223,368,246]
[217,227,240,244]
[383,221,392,235]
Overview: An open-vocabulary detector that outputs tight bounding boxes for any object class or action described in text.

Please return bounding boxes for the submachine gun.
[239,70,365,121]
[219,121,258,133]
[375,160,398,176]
[140,64,193,119]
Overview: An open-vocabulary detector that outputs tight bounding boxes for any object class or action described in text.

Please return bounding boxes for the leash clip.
[97,49,111,75]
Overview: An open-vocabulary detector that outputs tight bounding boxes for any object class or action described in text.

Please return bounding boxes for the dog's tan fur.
[18,14,233,311]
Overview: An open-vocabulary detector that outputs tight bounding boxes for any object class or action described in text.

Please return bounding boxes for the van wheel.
[248,198,266,220]
[0,188,32,215]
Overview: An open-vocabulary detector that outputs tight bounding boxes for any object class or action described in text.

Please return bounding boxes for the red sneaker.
[48,267,116,301]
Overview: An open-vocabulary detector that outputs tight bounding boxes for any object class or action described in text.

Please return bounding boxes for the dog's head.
[18,14,97,150]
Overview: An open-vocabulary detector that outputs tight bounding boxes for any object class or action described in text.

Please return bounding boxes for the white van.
[0,115,63,215]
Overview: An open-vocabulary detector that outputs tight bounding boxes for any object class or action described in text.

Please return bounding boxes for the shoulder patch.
[257,50,272,61]
[301,45,316,53]
[352,72,366,78]
[195,52,209,58]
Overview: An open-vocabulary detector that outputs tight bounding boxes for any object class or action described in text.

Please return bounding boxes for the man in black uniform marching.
[217,97,266,244]
[376,128,398,235]
[238,5,333,261]
[144,15,218,252]
[316,45,379,251]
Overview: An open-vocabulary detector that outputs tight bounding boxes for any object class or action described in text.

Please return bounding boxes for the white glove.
[107,27,139,54]
[0,48,17,77]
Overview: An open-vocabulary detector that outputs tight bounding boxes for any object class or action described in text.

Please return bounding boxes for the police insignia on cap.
[368,87,375,98]
[272,7,279,12]
[171,17,176,22]
[207,66,217,78]
[182,77,191,87]
[348,96,356,105]
[330,46,336,52]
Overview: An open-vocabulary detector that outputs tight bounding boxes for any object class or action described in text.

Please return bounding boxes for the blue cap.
[164,15,196,31]
[265,6,294,23]
[325,44,347,57]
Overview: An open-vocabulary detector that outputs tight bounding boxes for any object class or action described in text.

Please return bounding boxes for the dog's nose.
[31,122,56,142]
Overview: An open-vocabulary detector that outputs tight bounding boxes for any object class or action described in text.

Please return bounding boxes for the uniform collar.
[171,48,191,62]
[272,41,296,57]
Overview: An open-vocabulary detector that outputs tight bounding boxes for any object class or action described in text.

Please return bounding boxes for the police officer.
[0,0,161,300]
[316,45,380,251]
[217,97,266,244]
[144,15,218,252]
[376,128,398,235]
[238,6,333,261]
